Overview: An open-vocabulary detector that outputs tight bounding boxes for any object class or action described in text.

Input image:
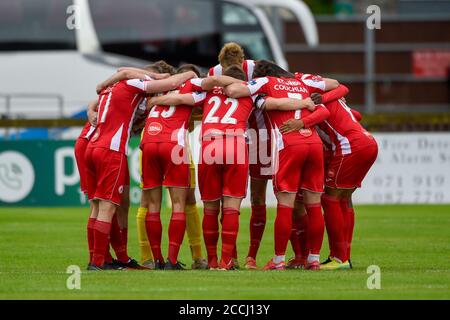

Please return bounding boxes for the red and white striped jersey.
[208,60,256,81]
[247,76,326,148]
[141,80,198,146]
[78,121,96,141]
[317,99,374,156]
[188,79,256,139]
[88,79,149,155]
[294,72,327,95]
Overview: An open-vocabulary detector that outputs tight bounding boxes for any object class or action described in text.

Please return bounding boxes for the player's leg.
[198,142,223,269]
[165,187,188,269]
[329,141,378,268]
[143,187,164,268]
[302,191,325,270]
[136,191,154,268]
[263,145,304,270]
[202,200,221,269]
[246,177,268,269]
[87,200,98,265]
[262,191,296,270]
[141,142,165,268]
[340,189,356,264]
[108,161,143,269]
[136,145,154,266]
[89,199,117,269]
[220,196,242,269]
[185,187,207,269]
[160,142,191,270]
[339,141,378,265]
[107,185,129,266]
[300,143,326,270]
[321,186,348,268]
[287,195,308,269]
[84,146,98,266]
[117,185,130,248]
[220,137,249,270]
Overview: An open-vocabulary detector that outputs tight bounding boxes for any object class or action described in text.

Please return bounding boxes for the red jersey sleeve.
[179,79,206,107]
[302,104,330,128]
[298,73,327,94]
[124,78,151,94]
[246,77,270,95]
[321,84,349,104]
[350,108,363,122]
[187,78,205,92]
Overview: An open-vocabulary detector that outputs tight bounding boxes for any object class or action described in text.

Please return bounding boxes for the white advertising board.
[190,132,450,206]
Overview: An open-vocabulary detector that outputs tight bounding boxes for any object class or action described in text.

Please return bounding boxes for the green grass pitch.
[0,205,449,299]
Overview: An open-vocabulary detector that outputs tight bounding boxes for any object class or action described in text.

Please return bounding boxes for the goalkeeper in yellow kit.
[136,132,207,269]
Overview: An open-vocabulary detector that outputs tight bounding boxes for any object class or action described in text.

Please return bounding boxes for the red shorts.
[141,142,190,189]
[325,141,378,189]
[323,148,333,171]
[85,147,129,206]
[198,136,249,201]
[74,137,89,194]
[273,143,324,194]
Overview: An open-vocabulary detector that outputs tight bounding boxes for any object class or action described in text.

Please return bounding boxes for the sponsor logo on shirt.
[147,122,163,135]
[299,128,312,137]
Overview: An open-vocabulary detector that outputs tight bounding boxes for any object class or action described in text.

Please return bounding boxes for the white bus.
[0,0,317,122]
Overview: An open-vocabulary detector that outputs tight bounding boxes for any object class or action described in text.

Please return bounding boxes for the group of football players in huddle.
[74,42,378,271]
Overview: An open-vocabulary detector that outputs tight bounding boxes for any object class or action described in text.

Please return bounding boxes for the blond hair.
[218,42,245,69]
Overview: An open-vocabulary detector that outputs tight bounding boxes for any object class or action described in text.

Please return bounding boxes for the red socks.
[247,204,267,259]
[340,198,355,260]
[91,220,112,267]
[305,203,324,256]
[110,214,129,263]
[87,217,96,263]
[274,204,293,256]
[168,212,186,264]
[145,211,187,265]
[105,246,113,264]
[202,208,220,264]
[298,213,309,258]
[290,215,302,258]
[322,194,346,262]
[121,227,128,249]
[145,211,164,262]
[221,208,240,264]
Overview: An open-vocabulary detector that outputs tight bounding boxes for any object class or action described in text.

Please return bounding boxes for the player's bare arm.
[323,77,340,91]
[144,71,197,94]
[149,93,196,108]
[201,75,244,91]
[261,97,316,111]
[117,67,170,80]
[96,69,148,94]
[87,99,99,126]
[280,105,330,134]
[223,82,252,98]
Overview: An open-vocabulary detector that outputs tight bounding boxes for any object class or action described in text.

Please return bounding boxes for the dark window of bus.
[89,0,221,68]
[0,0,76,51]
[221,2,273,61]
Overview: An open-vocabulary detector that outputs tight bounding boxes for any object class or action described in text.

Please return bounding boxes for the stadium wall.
[0,133,449,207]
